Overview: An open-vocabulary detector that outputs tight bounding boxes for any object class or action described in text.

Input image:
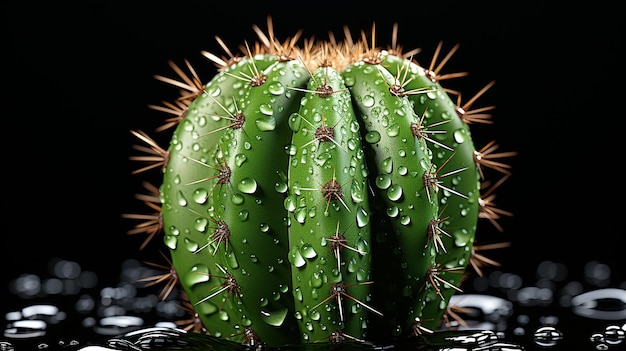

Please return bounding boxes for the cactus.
[126,18,516,348]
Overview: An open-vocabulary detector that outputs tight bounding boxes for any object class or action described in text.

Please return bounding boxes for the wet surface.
[2,257,624,351]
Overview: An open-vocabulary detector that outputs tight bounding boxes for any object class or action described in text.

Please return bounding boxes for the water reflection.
[2,258,624,351]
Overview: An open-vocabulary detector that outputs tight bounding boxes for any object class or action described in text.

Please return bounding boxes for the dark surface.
[2,1,625,349]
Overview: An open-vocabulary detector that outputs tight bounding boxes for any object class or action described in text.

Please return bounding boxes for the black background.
[3,0,625,347]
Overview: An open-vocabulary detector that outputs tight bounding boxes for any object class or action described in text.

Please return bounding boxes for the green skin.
[287,66,372,342]
[381,52,481,330]
[157,50,484,346]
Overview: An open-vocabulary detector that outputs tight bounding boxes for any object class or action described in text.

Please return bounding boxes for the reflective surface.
[2,258,624,351]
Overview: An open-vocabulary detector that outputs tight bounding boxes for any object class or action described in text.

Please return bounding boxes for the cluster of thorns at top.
[123,16,518,329]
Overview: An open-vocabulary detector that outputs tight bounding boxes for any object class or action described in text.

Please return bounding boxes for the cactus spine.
[128,18,514,348]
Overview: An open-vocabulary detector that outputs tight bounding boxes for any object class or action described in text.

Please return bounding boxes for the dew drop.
[259,103,274,116]
[361,94,375,108]
[400,215,411,225]
[268,82,285,95]
[310,272,324,288]
[289,246,306,268]
[238,210,249,221]
[237,178,258,194]
[234,154,247,167]
[387,184,403,201]
[261,307,288,327]
[356,267,368,282]
[365,131,381,144]
[381,157,393,174]
[294,287,303,302]
[386,123,400,137]
[289,113,302,132]
[284,195,297,212]
[218,310,229,321]
[453,128,467,144]
[193,217,209,233]
[256,116,276,131]
[176,190,188,207]
[375,175,392,189]
[164,235,177,250]
[185,264,209,286]
[184,237,198,252]
[231,193,245,205]
[300,244,317,259]
[275,181,288,193]
[310,310,321,321]
[386,206,399,218]
[192,189,209,204]
[356,206,370,228]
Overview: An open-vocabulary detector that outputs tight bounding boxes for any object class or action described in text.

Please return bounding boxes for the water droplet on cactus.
[453,128,467,144]
[387,184,403,201]
[238,210,249,221]
[347,257,357,273]
[387,123,400,137]
[176,190,187,207]
[184,237,198,252]
[273,179,289,194]
[295,208,307,223]
[310,272,324,288]
[218,310,230,321]
[192,188,209,204]
[193,217,208,232]
[386,205,399,217]
[365,131,381,143]
[375,175,392,189]
[356,206,370,228]
[400,215,411,226]
[356,267,368,282]
[260,307,288,327]
[231,193,244,205]
[381,157,393,173]
[294,286,303,302]
[288,113,302,131]
[256,116,276,131]
[300,244,317,259]
[164,234,177,250]
[310,310,321,321]
[186,264,209,286]
[268,82,285,95]
[237,178,258,194]
[289,246,306,268]
[234,154,247,167]
[284,195,296,212]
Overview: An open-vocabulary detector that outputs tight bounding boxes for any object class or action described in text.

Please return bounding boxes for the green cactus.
[127,18,515,348]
